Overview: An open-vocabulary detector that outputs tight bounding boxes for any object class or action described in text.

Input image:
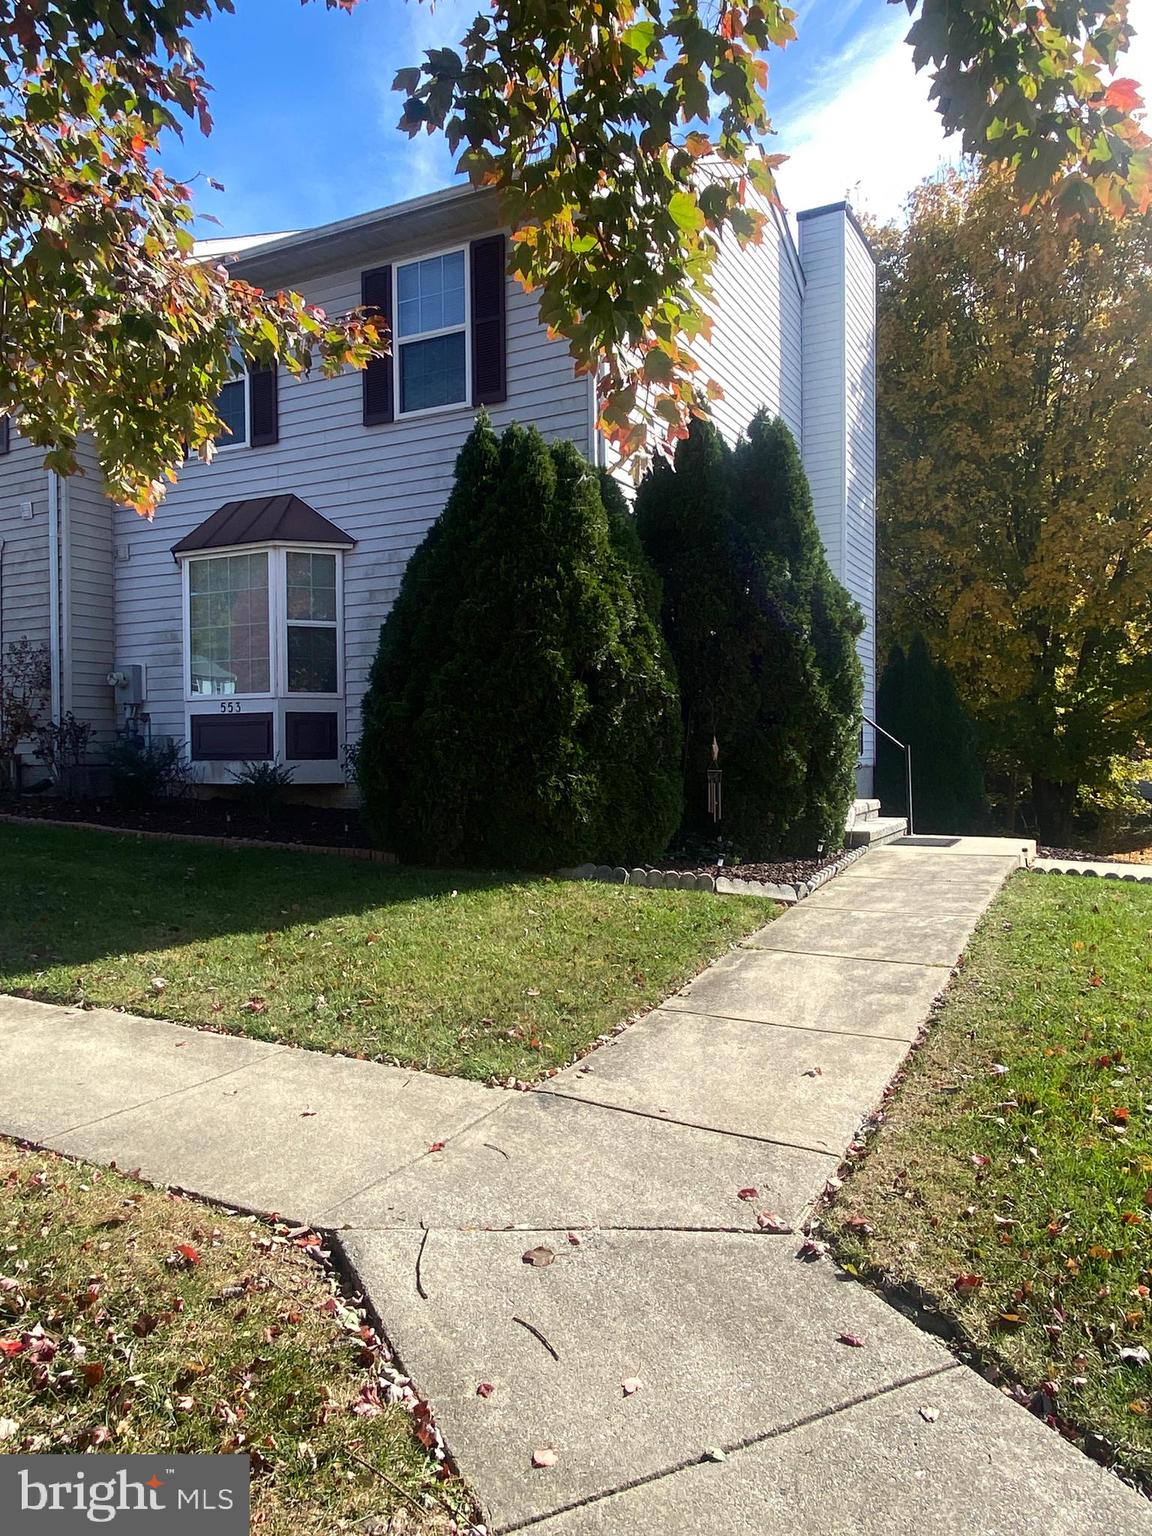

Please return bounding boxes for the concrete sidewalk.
[2,837,1149,1533]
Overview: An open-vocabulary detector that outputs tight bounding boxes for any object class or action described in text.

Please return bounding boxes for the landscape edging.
[555,842,871,903]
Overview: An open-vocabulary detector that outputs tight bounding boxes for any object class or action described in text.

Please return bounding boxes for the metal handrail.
[862,713,913,836]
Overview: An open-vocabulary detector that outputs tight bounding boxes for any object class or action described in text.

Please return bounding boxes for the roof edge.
[796,200,876,262]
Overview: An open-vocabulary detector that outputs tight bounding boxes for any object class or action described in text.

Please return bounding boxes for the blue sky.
[172,0,1149,241]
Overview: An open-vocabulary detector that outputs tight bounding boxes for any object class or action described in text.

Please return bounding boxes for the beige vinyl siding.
[113,245,592,752]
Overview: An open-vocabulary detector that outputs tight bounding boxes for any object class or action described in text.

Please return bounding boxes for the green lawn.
[0,823,769,1081]
[825,872,1152,1489]
[0,1141,462,1535]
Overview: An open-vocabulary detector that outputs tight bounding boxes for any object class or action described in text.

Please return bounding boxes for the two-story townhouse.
[0,182,877,799]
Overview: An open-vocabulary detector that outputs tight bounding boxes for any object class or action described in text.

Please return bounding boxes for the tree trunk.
[1030,774,1079,846]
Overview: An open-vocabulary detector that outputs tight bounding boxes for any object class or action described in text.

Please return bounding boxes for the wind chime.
[706,735,722,823]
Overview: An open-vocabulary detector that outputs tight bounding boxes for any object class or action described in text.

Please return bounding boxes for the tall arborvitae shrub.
[359,414,682,866]
[638,413,864,858]
[876,635,986,832]
[733,413,864,851]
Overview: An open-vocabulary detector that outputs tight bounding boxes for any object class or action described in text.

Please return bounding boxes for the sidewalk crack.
[494,1362,963,1533]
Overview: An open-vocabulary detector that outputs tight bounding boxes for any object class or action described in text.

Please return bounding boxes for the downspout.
[59,473,73,716]
[47,469,62,721]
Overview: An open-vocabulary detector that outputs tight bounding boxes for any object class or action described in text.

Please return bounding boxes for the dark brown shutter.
[361,265,394,425]
[249,361,279,447]
[0,414,10,455]
[470,235,507,406]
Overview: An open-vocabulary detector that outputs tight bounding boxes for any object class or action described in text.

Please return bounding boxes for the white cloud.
[772,14,959,225]
[774,0,1152,226]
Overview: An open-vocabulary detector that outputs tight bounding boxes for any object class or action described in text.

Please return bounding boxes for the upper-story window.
[214,346,250,448]
[395,249,468,415]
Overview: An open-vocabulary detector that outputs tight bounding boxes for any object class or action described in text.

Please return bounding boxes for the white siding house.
[0,183,876,797]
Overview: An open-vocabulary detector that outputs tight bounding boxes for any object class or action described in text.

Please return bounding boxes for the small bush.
[0,637,50,788]
[104,734,195,805]
[33,713,94,785]
[230,759,296,823]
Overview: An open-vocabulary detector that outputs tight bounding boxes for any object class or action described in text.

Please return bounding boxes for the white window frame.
[180,545,345,707]
[393,243,471,420]
[214,353,250,451]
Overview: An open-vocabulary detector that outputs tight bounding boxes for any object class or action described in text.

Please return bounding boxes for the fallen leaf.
[953,1273,984,1298]
[427,1141,445,1154]
[736,1187,758,1201]
[300,1110,318,1119]
[522,1245,555,1268]
[843,1214,873,1235]
[756,1212,793,1234]
[532,1447,558,1469]
[175,1243,200,1266]
[149,977,167,993]
[987,1063,1008,1076]
[702,1447,727,1463]
[476,1382,494,1399]
[837,1332,865,1348]
[795,1239,828,1262]
[0,1417,18,1440]
[919,1405,940,1423]
[801,1066,823,1077]
[0,1339,25,1357]
[621,1377,642,1396]
[1119,1345,1151,1367]
[566,1232,582,1246]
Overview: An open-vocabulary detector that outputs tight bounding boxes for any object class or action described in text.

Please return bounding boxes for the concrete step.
[845,815,908,848]
[846,798,882,830]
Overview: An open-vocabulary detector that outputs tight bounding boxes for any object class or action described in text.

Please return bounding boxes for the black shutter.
[249,361,279,447]
[470,235,507,406]
[361,265,394,425]
[0,414,10,455]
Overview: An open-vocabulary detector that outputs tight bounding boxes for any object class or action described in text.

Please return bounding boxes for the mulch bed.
[0,792,369,849]
[648,854,846,886]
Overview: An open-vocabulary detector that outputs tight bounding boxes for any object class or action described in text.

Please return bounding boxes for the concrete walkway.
[2,837,1149,1534]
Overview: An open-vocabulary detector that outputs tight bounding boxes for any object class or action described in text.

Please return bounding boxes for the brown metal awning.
[171,494,354,556]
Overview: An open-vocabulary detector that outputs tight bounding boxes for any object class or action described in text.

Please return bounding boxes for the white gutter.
[47,469,61,721]
[59,473,72,715]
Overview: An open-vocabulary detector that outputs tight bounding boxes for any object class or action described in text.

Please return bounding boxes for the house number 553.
[219,701,243,714]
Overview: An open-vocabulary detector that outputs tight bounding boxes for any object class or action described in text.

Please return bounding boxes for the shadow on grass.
[0,822,522,975]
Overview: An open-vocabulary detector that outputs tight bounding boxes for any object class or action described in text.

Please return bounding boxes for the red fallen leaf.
[522,1245,555,1268]
[350,1384,384,1418]
[736,1187,758,1201]
[1111,1107,1130,1124]
[566,1232,582,1246]
[176,1243,201,1265]
[532,1447,558,1469]
[843,1214,873,1235]
[954,1273,984,1298]
[970,1154,990,1170]
[795,1239,827,1262]
[757,1212,793,1234]
[427,1141,446,1153]
[837,1332,865,1348]
[476,1382,494,1399]
[0,1338,26,1357]
[240,996,267,1014]
[621,1377,642,1395]
[1088,971,1104,987]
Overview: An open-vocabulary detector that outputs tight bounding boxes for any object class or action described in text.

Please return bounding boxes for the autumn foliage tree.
[1,1,1150,515]
[876,164,1152,841]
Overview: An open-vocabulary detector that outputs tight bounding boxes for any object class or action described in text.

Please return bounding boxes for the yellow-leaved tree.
[877,165,1152,843]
